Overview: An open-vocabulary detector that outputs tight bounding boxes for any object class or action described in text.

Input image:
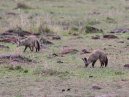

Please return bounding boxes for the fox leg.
[92,60,96,68]
[35,47,38,52]
[24,46,28,52]
[105,58,108,67]
[31,46,34,52]
[100,62,104,68]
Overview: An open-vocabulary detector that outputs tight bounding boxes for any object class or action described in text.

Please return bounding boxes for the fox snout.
[16,41,20,47]
[85,63,89,67]
[82,58,88,67]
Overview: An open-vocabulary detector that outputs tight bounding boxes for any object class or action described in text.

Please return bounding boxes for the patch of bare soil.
[0,27,33,43]
[110,28,129,33]
[91,35,100,39]
[52,35,61,40]
[60,48,79,55]
[0,45,9,49]
[103,34,118,39]
[124,64,129,68]
[92,85,102,90]
[1,27,32,37]
[0,54,35,64]
[0,36,18,43]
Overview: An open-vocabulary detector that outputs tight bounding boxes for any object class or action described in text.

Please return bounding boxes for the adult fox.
[17,35,40,52]
[82,50,108,68]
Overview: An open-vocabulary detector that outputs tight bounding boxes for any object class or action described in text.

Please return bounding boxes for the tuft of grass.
[83,25,103,34]
[86,19,101,26]
[38,24,55,35]
[105,17,117,24]
[4,65,30,74]
[68,26,79,35]
[33,65,44,75]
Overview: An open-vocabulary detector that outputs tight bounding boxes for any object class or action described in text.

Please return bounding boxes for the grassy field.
[0,0,129,97]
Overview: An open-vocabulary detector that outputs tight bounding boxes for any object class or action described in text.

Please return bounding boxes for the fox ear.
[84,57,87,61]
[82,57,87,62]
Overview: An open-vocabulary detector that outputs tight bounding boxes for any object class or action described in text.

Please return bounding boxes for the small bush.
[105,17,117,23]
[15,3,32,9]
[5,65,28,73]
[80,25,103,34]
[15,66,22,70]
[23,69,28,73]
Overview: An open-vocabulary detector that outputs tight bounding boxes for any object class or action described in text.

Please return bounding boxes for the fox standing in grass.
[82,50,108,68]
[17,35,40,52]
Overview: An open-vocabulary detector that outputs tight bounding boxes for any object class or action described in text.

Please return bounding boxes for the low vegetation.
[0,0,129,97]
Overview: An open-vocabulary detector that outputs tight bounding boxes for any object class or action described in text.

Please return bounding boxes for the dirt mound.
[117,41,124,43]
[110,28,129,33]
[91,35,100,39]
[0,27,33,43]
[0,54,35,64]
[103,35,118,39]
[0,36,18,43]
[60,48,79,55]
[124,64,129,68]
[81,26,103,33]
[92,85,102,90]
[52,35,61,40]
[80,49,91,54]
[1,27,32,37]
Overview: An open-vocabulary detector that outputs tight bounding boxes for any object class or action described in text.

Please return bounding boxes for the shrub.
[15,2,32,9]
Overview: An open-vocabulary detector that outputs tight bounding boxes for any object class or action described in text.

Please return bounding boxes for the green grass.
[0,0,129,33]
[0,0,129,96]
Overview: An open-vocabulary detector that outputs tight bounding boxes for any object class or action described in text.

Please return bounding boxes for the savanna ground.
[0,0,129,97]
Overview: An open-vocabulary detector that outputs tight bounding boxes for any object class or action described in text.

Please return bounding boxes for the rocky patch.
[103,35,118,39]
[110,28,129,33]
[80,49,91,54]
[91,35,100,39]
[0,54,35,64]
[124,64,129,68]
[92,85,102,90]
